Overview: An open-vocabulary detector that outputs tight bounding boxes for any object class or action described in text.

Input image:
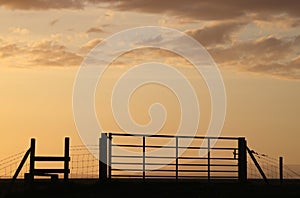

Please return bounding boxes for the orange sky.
[0,1,300,165]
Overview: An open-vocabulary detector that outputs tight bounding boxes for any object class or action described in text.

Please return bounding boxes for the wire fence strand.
[1,146,299,180]
[247,150,300,179]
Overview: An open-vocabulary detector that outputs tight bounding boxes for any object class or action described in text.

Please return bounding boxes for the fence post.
[207,137,211,182]
[13,148,31,180]
[64,137,70,181]
[238,137,247,182]
[175,136,178,181]
[143,136,146,181]
[29,138,36,182]
[99,133,108,181]
[279,156,283,184]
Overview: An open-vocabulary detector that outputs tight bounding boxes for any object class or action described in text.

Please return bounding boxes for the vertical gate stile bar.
[108,133,112,180]
[98,137,100,180]
[207,137,211,182]
[176,136,179,181]
[64,137,70,181]
[98,136,101,180]
[143,136,146,181]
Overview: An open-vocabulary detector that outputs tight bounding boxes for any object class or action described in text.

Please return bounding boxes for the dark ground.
[1,179,300,198]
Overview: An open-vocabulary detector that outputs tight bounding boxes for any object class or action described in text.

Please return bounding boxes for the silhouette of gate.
[99,133,247,182]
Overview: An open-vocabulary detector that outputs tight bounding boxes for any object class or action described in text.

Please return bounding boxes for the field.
[1,179,300,198]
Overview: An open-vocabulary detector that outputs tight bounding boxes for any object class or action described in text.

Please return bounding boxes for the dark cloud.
[0,1,298,80]
[253,15,300,28]
[209,35,300,79]
[97,0,300,20]
[1,0,300,21]
[210,36,293,64]
[294,35,300,46]
[86,27,104,34]
[98,0,239,20]
[186,21,247,47]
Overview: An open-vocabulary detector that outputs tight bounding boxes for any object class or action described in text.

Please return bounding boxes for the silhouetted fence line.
[0,150,30,179]
[284,165,300,178]
[69,145,99,179]
[247,150,300,180]
[1,134,300,182]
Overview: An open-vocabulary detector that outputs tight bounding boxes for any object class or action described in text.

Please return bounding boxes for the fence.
[247,150,300,180]
[0,134,299,182]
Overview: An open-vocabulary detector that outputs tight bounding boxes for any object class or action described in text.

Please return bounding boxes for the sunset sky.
[0,0,300,166]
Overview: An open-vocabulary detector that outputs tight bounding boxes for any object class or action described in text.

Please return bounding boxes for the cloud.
[100,47,192,69]
[9,27,30,35]
[186,21,247,47]
[290,56,300,69]
[86,27,104,34]
[78,32,300,80]
[0,40,83,67]
[0,43,22,58]
[49,18,60,26]
[210,36,293,64]
[294,35,300,46]
[28,40,83,67]
[2,34,298,79]
[0,0,84,10]
[79,38,102,53]
[208,35,300,79]
[248,56,300,79]
[253,14,300,29]
[1,1,300,22]
[96,0,300,21]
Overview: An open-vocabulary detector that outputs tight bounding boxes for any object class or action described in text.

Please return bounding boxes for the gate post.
[142,136,146,181]
[99,133,108,181]
[29,138,36,182]
[64,137,70,181]
[279,156,283,184]
[238,137,247,182]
